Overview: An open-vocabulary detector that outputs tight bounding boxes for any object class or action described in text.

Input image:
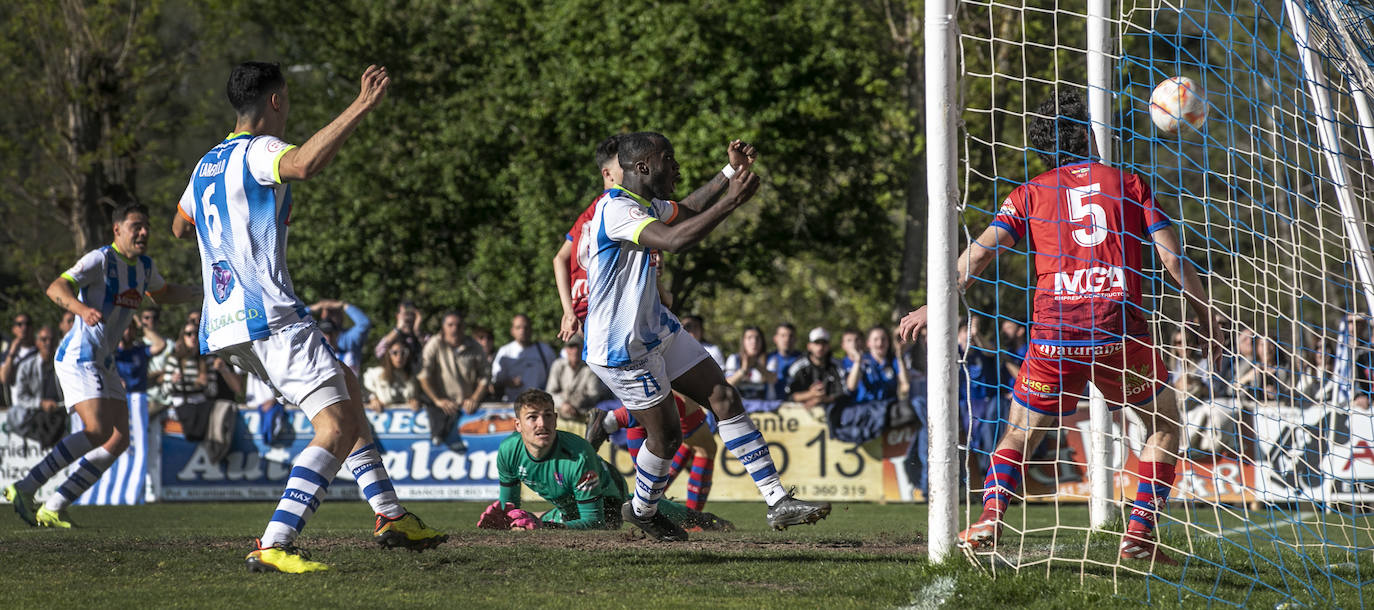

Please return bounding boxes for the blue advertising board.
[155,405,517,501]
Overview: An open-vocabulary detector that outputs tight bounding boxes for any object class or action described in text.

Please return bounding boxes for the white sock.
[630,448,673,518]
[345,443,404,518]
[260,446,339,547]
[718,413,788,506]
[17,432,93,494]
[46,446,118,511]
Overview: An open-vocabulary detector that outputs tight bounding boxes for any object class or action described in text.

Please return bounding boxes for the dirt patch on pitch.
[429,530,929,557]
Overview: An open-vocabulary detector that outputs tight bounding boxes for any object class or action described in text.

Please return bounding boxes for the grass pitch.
[0,500,1366,608]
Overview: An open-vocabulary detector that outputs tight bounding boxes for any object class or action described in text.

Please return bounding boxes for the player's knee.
[708,384,743,418]
[81,426,113,447]
[104,429,130,454]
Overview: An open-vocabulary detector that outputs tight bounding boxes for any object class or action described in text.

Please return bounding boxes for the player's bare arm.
[277,65,390,182]
[637,169,761,253]
[172,213,195,240]
[1153,224,1219,358]
[46,276,101,326]
[673,140,759,219]
[147,283,202,305]
[897,224,1017,342]
[552,240,580,341]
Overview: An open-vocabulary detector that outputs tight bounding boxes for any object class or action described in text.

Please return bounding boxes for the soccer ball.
[1149,76,1208,134]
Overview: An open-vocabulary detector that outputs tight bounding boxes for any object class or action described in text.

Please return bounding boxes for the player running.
[171,62,445,573]
[477,390,731,532]
[580,131,830,541]
[553,135,718,512]
[898,92,1218,566]
[4,204,199,528]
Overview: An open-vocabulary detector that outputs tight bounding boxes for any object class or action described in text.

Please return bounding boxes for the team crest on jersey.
[628,205,650,220]
[211,260,236,304]
[998,197,1017,216]
[555,472,564,486]
[114,288,142,309]
[265,139,289,153]
[575,470,599,492]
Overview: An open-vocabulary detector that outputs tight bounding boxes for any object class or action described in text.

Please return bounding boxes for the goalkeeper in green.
[479,389,730,531]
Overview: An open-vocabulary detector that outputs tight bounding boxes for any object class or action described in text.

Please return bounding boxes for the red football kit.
[565,198,600,321]
[991,160,1173,415]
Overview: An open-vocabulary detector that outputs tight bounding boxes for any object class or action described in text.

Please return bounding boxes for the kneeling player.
[479,390,730,532]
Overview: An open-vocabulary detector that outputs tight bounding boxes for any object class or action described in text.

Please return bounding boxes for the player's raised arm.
[552,240,580,341]
[897,223,1017,342]
[637,169,761,253]
[672,140,759,220]
[276,65,390,182]
[1152,224,1219,355]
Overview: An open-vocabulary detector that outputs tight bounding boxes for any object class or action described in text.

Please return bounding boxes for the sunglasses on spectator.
[183,329,197,336]
[13,320,29,327]
[389,349,408,356]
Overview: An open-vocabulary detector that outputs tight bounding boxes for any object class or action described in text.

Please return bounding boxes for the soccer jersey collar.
[225,131,253,141]
[109,242,137,265]
[610,185,652,208]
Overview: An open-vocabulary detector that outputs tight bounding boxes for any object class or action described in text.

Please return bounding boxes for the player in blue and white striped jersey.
[171,62,444,574]
[579,132,831,541]
[5,203,200,529]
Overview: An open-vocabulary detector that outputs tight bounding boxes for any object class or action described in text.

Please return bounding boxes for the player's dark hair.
[1028,91,1091,167]
[515,389,555,414]
[594,135,622,170]
[617,132,669,171]
[111,202,149,223]
[227,61,286,117]
[683,314,704,326]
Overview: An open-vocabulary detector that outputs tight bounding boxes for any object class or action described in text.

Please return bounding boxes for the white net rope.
[953,0,1374,604]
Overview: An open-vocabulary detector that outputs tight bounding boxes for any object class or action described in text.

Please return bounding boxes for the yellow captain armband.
[60,272,78,287]
[630,218,657,245]
[272,144,298,184]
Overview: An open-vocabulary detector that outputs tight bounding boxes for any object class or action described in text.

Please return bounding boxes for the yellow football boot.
[374,512,448,551]
[35,506,74,529]
[245,540,329,574]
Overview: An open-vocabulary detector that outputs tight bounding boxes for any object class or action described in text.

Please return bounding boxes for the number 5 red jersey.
[990,160,1173,346]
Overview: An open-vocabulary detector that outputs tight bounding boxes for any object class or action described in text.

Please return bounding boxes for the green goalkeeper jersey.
[496,431,627,528]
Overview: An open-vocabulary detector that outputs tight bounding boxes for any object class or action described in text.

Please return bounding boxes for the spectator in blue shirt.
[309,298,373,373]
[844,325,910,403]
[766,323,803,400]
[115,313,168,394]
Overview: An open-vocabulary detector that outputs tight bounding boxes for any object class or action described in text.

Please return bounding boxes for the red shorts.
[1012,336,1169,416]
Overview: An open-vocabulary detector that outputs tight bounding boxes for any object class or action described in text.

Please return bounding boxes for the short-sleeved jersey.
[177,133,306,353]
[497,431,625,517]
[990,161,1171,345]
[565,197,600,321]
[579,186,681,367]
[55,246,166,365]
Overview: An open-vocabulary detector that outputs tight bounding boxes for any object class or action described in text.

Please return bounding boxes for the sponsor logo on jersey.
[114,288,142,309]
[265,139,289,153]
[571,278,588,300]
[211,260,236,304]
[628,205,649,220]
[998,197,1017,216]
[1020,377,1058,394]
[1053,265,1126,295]
[206,308,263,333]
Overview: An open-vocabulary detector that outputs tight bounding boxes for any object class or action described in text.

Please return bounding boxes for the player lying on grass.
[5,203,199,529]
[479,389,731,532]
[585,393,718,513]
[898,91,1218,567]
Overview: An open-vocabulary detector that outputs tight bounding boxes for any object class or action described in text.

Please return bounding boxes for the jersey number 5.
[1067,183,1108,247]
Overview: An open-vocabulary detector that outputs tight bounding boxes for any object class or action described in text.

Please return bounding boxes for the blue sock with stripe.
[345,443,403,519]
[630,448,673,518]
[45,446,118,511]
[16,432,93,494]
[261,446,339,547]
[718,413,787,506]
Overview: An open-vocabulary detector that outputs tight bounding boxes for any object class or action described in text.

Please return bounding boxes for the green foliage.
[237,0,912,341]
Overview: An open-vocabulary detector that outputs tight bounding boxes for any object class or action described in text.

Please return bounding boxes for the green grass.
[0,500,1368,608]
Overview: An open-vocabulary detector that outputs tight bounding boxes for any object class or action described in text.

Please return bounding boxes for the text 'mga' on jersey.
[990,160,1172,346]
[55,245,167,365]
[579,186,680,367]
[177,132,307,354]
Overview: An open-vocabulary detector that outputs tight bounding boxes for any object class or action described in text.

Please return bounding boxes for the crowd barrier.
[3,398,1372,505]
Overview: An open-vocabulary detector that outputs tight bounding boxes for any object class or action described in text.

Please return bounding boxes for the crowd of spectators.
[5,296,1371,493]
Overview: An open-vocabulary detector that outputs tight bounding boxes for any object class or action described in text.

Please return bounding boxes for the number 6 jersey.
[177,132,307,353]
[990,160,1173,346]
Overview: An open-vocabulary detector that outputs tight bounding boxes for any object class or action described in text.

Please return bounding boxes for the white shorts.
[215,321,349,419]
[55,355,125,408]
[589,330,710,410]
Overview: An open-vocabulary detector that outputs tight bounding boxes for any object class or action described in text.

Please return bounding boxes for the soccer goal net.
[937,0,1374,605]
